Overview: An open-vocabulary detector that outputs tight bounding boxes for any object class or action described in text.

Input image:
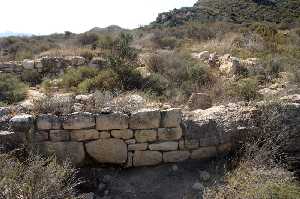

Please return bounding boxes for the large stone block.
[133,151,162,167]
[158,128,182,141]
[71,129,99,141]
[37,142,85,165]
[37,114,61,130]
[217,143,233,154]
[163,151,190,163]
[128,143,148,151]
[99,131,111,139]
[50,130,70,142]
[191,147,217,160]
[149,142,178,151]
[184,139,199,149]
[161,108,182,128]
[129,109,161,129]
[111,129,133,140]
[33,131,49,142]
[96,112,129,130]
[85,139,127,164]
[22,59,35,69]
[135,129,157,143]
[63,112,95,130]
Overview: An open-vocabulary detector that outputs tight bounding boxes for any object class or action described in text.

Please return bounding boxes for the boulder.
[37,142,85,165]
[149,142,178,151]
[36,114,61,130]
[96,112,129,130]
[63,112,95,129]
[133,151,162,167]
[10,114,34,131]
[64,56,86,66]
[280,94,300,104]
[161,108,182,127]
[22,59,35,69]
[85,139,127,164]
[158,128,182,141]
[135,129,157,143]
[163,151,190,163]
[129,108,161,129]
[187,93,212,110]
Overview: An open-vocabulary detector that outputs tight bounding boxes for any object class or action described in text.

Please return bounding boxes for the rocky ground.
[79,158,229,199]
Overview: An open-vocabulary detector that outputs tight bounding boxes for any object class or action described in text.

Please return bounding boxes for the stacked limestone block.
[32,108,232,167]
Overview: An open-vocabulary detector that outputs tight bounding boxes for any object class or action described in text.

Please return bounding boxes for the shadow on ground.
[79,157,230,199]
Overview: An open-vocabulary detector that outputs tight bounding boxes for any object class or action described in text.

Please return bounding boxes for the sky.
[0,0,196,35]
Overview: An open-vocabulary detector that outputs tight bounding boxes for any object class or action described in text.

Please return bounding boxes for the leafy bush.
[0,74,28,104]
[0,153,82,199]
[226,78,261,101]
[60,66,99,90]
[89,68,120,92]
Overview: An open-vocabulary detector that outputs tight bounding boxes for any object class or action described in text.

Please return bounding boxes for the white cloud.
[0,0,196,34]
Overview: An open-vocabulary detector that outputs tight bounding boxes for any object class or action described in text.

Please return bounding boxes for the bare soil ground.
[79,157,230,199]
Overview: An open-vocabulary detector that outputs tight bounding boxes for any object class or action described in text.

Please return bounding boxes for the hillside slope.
[153,0,300,26]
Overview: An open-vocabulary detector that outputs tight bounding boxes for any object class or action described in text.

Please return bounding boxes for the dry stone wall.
[7,108,233,167]
[0,56,103,76]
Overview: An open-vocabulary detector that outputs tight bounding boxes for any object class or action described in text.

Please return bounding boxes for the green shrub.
[78,33,98,46]
[226,78,261,101]
[90,68,120,91]
[0,153,82,199]
[0,74,28,104]
[143,73,168,96]
[60,66,99,90]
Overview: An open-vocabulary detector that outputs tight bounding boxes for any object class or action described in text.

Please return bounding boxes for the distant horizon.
[0,0,196,35]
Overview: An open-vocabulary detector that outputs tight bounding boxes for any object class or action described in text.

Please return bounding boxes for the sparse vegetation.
[0,73,28,104]
[0,153,83,199]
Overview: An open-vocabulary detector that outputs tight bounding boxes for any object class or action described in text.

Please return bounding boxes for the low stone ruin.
[4,108,233,167]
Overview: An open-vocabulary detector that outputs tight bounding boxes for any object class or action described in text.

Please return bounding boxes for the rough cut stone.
[187,93,212,110]
[128,143,148,151]
[10,114,34,131]
[185,139,199,149]
[149,142,178,151]
[129,108,161,129]
[163,151,190,163]
[133,151,162,167]
[99,131,111,139]
[49,130,70,142]
[71,129,99,141]
[37,142,85,165]
[37,114,61,130]
[161,108,182,128]
[111,129,133,140]
[63,112,95,130]
[96,112,129,130]
[33,131,49,142]
[86,139,127,164]
[135,129,157,143]
[199,136,219,147]
[179,139,185,150]
[158,128,182,141]
[191,147,217,160]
